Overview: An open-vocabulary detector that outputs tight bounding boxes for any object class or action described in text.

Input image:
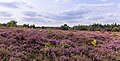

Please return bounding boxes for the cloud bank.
[0,0,120,26]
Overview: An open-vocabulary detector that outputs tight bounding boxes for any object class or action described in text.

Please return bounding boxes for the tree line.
[0,20,120,32]
[0,20,36,28]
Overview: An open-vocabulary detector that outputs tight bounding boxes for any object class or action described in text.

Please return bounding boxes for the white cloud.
[0,0,120,26]
[44,3,116,20]
[0,11,13,17]
[55,0,70,3]
[101,0,109,2]
[38,3,120,26]
[76,3,115,10]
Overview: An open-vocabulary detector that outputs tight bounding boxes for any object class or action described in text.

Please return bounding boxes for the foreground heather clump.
[0,28,120,61]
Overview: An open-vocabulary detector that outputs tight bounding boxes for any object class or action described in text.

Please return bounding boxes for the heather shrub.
[15,34,25,41]
[80,42,88,46]
[47,29,52,37]
[67,32,74,37]
[62,44,70,48]
[47,32,55,39]
[3,57,9,61]
[0,48,10,61]
[53,34,64,40]
[27,52,37,61]
[26,52,44,61]
[79,37,93,46]
[16,29,24,33]
[69,53,76,57]
[44,43,56,48]
[61,42,71,48]
[0,28,119,61]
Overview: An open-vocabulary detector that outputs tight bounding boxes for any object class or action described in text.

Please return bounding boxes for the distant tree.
[100,28,105,32]
[88,26,95,31]
[73,25,88,31]
[72,26,80,30]
[105,28,111,31]
[0,23,2,27]
[29,24,35,28]
[61,24,69,30]
[7,20,17,27]
[96,27,102,31]
[17,25,23,28]
[2,23,7,27]
[112,27,119,32]
[23,24,29,28]
[41,26,45,29]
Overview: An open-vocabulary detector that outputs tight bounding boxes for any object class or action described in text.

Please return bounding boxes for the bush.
[29,24,35,28]
[96,28,102,31]
[105,28,111,31]
[112,27,119,32]
[7,20,17,27]
[61,24,69,30]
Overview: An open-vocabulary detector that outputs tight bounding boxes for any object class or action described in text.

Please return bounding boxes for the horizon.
[0,0,120,26]
[0,20,120,27]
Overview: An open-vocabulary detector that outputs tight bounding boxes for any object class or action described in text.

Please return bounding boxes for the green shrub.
[61,42,70,48]
[44,43,56,48]
[112,27,119,32]
[61,24,69,30]
[7,20,17,27]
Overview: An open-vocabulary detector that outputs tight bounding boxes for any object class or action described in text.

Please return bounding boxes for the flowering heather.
[0,28,120,61]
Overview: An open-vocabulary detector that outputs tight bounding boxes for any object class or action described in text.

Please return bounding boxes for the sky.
[0,0,120,26]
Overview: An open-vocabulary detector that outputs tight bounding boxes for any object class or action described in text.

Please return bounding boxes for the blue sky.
[0,0,120,26]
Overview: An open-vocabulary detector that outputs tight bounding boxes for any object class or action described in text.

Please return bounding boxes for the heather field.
[0,28,120,61]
